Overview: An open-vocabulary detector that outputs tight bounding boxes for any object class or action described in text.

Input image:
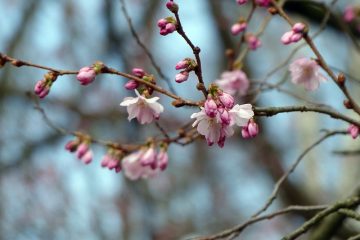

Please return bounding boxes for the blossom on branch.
[348,124,359,139]
[77,66,96,85]
[215,70,250,96]
[289,58,327,91]
[120,90,164,124]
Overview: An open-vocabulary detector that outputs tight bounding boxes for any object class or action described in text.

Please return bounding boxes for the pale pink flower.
[120,90,164,124]
[231,22,247,35]
[77,66,96,85]
[289,58,327,91]
[215,70,250,96]
[122,151,159,180]
[344,6,356,23]
[348,124,359,139]
[229,104,254,127]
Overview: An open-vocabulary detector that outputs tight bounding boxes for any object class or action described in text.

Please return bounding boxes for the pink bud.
[236,0,247,5]
[166,1,179,13]
[175,59,188,70]
[108,158,119,169]
[34,80,46,95]
[157,18,167,28]
[165,23,176,33]
[132,68,145,78]
[204,98,218,118]
[115,166,122,173]
[124,80,139,90]
[157,150,168,171]
[255,0,270,7]
[241,127,251,139]
[76,143,89,159]
[231,22,247,35]
[77,66,96,85]
[219,92,235,109]
[292,23,305,33]
[344,6,356,23]
[65,140,78,152]
[247,35,261,50]
[81,150,93,164]
[100,155,111,167]
[281,31,294,45]
[348,124,359,139]
[247,120,259,137]
[220,110,231,125]
[290,32,303,43]
[38,87,50,99]
[140,148,157,167]
[160,28,168,36]
[175,71,189,83]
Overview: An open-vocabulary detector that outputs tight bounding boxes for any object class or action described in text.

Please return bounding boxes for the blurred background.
[0,0,359,239]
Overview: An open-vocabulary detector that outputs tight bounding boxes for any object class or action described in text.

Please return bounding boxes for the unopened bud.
[344,100,353,109]
[337,73,346,86]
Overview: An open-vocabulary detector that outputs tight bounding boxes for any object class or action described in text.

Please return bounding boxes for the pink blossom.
[231,22,247,35]
[255,0,270,7]
[175,71,189,83]
[34,79,51,98]
[65,140,79,152]
[236,0,247,5]
[157,17,177,36]
[219,109,231,125]
[215,70,250,96]
[242,120,259,138]
[132,68,145,78]
[124,80,139,90]
[292,23,306,33]
[81,150,93,164]
[344,6,356,23]
[175,59,189,70]
[76,143,89,159]
[166,1,178,13]
[348,124,359,139]
[290,32,303,43]
[122,151,159,180]
[204,98,218,118]
[157,150,169,171]
[281,31,294,45]
[76,66,96,85]
[246,34,261,50]
[120,90,164,124]
[140,147,157,169]
[289,58,327,91]
[101,154,122,172]
[219,92,235,109]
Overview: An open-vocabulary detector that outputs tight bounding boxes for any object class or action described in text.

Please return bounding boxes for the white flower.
[289,58,327,91]
[120,90,164,124]
[229,104,254,127]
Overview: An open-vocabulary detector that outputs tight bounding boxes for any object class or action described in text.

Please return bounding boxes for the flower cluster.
[120,89,164,124]
[34,72,58,98]
[65,139,93,164]
[348,124,359,139]
[281,22,306,45]
[157,17,177,36]
[191,85,256,147]
[174,58,197,83]
[215,70,249,96]
[122,145,169,180]
[289,58,327,91]
[76,62,104,86]
[124,68,155,90]
[101,149,123,173]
